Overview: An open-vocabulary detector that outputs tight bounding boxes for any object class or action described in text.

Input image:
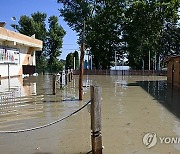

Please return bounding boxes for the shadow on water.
[134,80,180,119]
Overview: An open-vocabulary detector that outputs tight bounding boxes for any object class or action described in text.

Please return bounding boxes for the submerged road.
[0,75,180,153]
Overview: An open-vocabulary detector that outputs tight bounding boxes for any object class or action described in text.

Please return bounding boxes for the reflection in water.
[138,80,180,119]
[0,75,83,130]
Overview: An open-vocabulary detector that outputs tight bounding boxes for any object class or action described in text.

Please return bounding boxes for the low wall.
[73,69,167,76]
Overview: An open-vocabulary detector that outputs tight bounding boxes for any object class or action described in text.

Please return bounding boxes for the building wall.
[0,77,37,98]
[0,27,42,78]
[0,44,36,78]
[167,57,180,88]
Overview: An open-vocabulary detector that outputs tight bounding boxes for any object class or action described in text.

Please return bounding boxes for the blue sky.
[0,0,79,60]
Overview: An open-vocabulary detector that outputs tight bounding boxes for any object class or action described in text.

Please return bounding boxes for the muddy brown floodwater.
[0,75,180,154]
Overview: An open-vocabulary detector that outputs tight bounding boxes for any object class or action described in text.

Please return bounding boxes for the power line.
[62,49,79,51]
[63,44,78,45]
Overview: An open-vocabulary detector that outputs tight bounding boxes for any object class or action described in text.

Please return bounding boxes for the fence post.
[53,74,56,95]
[91,85,102,154]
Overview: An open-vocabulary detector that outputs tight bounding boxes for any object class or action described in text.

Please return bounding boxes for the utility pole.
[79,21,85,100]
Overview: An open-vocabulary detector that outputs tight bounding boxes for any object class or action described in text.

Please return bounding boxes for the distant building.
[166,55,180,87]
[110,66,130,70]
[0,27,42,78]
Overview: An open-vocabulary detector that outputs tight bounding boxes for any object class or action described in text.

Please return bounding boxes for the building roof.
[0,27,42,50]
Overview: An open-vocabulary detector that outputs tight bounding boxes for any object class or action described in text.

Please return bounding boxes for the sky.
[0,0,79,60]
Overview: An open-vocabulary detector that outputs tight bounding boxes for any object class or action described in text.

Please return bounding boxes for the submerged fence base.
[73,69,167,76]
[52,69,74,92]
[0,100,91,133]
[1,76,103,153]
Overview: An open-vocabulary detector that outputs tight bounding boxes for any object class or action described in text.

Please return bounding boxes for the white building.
[0,26,42,78]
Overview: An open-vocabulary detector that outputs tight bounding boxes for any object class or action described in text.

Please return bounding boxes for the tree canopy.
[58,0,180,69]
[12,12,66,72]
[46,16,66,72]
[123,0,180,69]
[65,52,73,70]
[65,50,79,70]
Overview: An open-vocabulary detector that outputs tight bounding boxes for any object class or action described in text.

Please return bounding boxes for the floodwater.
[0,75,180,154]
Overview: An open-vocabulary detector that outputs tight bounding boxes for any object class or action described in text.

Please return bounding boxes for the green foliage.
[58,0,125,69]
[123,0,180,69]
[30,12,47,41]
[65,51,79,70]
[11,12,66,73]
[65,53,74,69]
[58,0,95,34]
[157,23,180,56]
[46,16,66,70]
[48,57,64,73]
[11,12,47,58]
[86,1,125,69]
[12,12,47,41]
[36,53,48,73]
[58,0,180,69]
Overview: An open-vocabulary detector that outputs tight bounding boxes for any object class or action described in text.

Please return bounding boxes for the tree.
[86,1,125,69]
[46,16,66,72]
[57,0,97,34]
[65,53,73,69]
[58,0,180,69]
[11,12,47,72]
[123,0,180,69]
[49,57,64,73]
[156,23,180,61]
[11,12,66,73]
[58,0,126,69]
